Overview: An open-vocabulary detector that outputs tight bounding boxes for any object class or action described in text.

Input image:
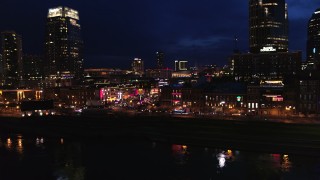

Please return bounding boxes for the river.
[0,134,319,180]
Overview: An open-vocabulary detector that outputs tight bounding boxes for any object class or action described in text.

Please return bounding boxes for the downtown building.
[156,51,164,69]
[174,60,188,71]
[249,0,288,53]
[145,51,171,80]
[297,8,320,116]
[1,31,23,87]
[229,0,302,116]
[297,71,320,115]
[131,58,144,77]
[231,51,301,82]
[231,0,300,83]
[230,50,302,116]
[44,7,84,85]
[306,8,320,69]
[22,54,44,88]
[159,82,247,115]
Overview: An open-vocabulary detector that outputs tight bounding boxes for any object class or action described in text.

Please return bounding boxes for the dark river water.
[0,134,319,180]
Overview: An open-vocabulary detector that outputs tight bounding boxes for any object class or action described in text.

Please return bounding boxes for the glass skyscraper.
[45,7,84,80]
[307,8,320,68]
[249,0,288,53]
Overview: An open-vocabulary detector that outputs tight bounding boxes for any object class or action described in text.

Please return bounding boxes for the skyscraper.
[132,58,144,76]
[1,31,23,86]
[231,0,301,82]
[249,0,288,53]
[156,51,164,69]
[307,8,320,69]
[45,7,84,80]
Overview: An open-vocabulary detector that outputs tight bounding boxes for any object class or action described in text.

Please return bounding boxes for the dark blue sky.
[0,0,319,69]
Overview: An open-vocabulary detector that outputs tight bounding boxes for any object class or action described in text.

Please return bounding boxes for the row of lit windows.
[266,37,288,41]
[262,3,278,6]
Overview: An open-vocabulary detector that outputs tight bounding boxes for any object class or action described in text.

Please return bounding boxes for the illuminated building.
[1,31,23,86]
[247,80,287,116]
[174,60,188,71]
[132,58,144,76]
[171,71,191,78]
[156,51,164,69]
[249,0,288,53]
[231,0,296,82]
[306,8,320,69]
[159,82,247,113]
[45,7,84,80]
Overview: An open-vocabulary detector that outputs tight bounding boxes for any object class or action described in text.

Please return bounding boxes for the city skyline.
[0,0,319,68]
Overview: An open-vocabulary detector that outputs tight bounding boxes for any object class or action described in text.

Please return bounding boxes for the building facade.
[132,58,144,76]
[231,51,301,82]
[23,54,43,81]
[156,51,164,69]
[249,0,288,53]
[145,68,173,79]
[298,71,320,115]
[159,82,247,114]
[45,7,84,80]
[174,60,188,71]
[22,54,44,88]
[1,31,23,86]
[307,8,320,69]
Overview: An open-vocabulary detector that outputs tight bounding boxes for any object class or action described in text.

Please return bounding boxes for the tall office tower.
[249,0,288,53]
[132,58,144,76]
[156,51,164,69]
[307,8,320,69]
[174,60,188,71]
[45,7,84,80]
[1,31,23,86]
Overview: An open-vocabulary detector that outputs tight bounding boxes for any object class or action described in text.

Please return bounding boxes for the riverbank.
[0,114,319,156]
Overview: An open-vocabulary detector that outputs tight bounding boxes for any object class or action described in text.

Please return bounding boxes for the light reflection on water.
[6,137,12,150]
[0,136,318,180]
[172,144,190,165]
[16,136,23,155]
[217,150,234,169]
[282,154,292,172]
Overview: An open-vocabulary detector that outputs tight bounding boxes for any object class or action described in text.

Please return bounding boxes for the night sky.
[0,0,319,69]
